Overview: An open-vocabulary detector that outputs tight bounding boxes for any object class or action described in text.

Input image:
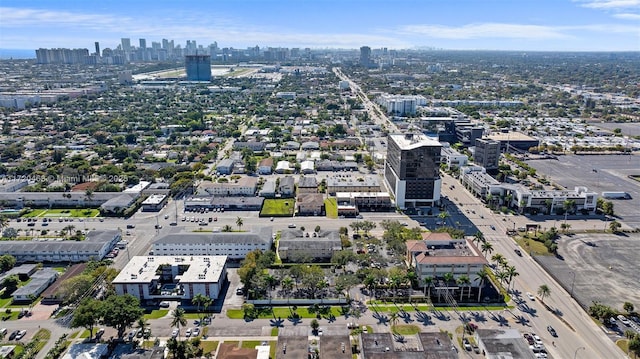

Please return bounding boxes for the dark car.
[514,249,522,256]
[8,330,19,340]
[547,325,557,337]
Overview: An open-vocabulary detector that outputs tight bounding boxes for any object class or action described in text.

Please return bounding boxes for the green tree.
[71,298,103,339]
[136,318,150,338]
[423,276,434,298]
[101,294,145,339]
[2,275,19,294]
[537,284,551,304]
[0,254,16,272]
[192,294,209,323]
[475,268,490,302]
[55,274,94,305]
[609,220,622,233]
[623,302,634,314]
[235,217,244,231]
[481,241,494,258]
[310,319,320,334]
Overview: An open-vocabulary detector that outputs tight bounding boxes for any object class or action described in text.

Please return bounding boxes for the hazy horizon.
[1,0,639,53]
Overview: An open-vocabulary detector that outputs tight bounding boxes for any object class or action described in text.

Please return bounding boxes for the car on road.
[185,328,192,337]
[288,223,296,228]
[514,248,522,256]
[527,292,535,301]
[462,338,472,351]
[546,325,557,337]
[8,330,19,340]
[16,330,27,340]
[171,329,179,338]
[192,327,200,337]
[490,225,496,230]
[126,224,135,229]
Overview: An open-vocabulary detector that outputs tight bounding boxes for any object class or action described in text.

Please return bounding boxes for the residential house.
[216,159,235,175]
[296,193,325,216]
[297,177,318,194]
[257,158,274,175]
[278,176,295,197]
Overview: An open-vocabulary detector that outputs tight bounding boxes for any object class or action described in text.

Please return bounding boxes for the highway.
[441,172,626,359]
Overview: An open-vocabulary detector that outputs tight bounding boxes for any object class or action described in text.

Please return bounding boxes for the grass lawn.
[227,306,343,320]
[79,329,92,339]
[21,209,47,218]
[22,209,100,218]
[241,341,263,349]
[200,341,219,354]
[270,327,279,336]
[269,341,276,358]
[183,313,202,319]
[369,303,510,312]
[260,199,295,217]
[143,310,169,320]
[324,198,338,219]
[1,344,24,356]
[616,339,630,356]
[0,296,13,308]
[515,237,552,256]
[392,325,420,335]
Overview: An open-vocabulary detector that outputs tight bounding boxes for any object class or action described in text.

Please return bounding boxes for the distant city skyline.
[0,0,639,53]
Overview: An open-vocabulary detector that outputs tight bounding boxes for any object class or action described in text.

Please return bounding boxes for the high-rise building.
[473,138,500,172]
[94,42,100,56]
[360,46,371,67]
[139,38,146,49]
[185,55,211,81]
[121,38,131,52]
[384,133,442,209]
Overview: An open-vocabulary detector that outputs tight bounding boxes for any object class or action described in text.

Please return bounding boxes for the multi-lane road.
[440,172,626,359]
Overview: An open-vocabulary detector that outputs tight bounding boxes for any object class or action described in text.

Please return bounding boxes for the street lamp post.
[574,346,585,359]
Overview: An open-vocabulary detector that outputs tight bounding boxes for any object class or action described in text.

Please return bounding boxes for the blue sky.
[0,0,639,51]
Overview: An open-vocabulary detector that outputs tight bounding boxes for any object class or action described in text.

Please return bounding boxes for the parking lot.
[527,155,640,228]
[535,232,640,311]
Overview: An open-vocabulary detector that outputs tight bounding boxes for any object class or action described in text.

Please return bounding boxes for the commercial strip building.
[0,230,121,263]
[360,332,457,359]
[152,227,272,260]
[141,194,168,212]
[406,232,487,290]
[113,255,227,301]
[460,166,502,199]
[384,133,442,209]
[326,175,381,195]
[335,192,392,212]
[474,329,535,359]
[440,144,468,171]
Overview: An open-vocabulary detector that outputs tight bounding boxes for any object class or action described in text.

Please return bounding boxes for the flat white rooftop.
[390,133,442,150]
[113,255,227,284]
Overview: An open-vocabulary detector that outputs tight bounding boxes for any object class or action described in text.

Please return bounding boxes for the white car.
[618,315,631,325]
[527,292,535,301]
[185,328,192,337]
[192,327,200,336]
[171,329,179,338]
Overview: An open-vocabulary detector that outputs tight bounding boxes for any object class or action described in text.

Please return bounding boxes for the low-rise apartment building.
[198,177,258,197]
[326,175,380,195]
[113,255,227,301]
[152,227,272,260]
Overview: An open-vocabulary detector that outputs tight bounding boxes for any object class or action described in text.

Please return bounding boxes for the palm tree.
[481,241,494,258]
[84,189,94,204]
[170,308,187,339]
[389,311,400,332]
[457,275,470,302]
[423,276,434,298]
[62,225,75,237]
[475,268,490,302]
[505,266,519,291]
[486,194,494,209]
[136,318,149,341]
[491,253,505,268]
[537,284,551,304]
[442,272,455,302]
[437,211,450,226]
[0,216,9,232]
[192,294,207,322]
[236,217,243,231]
[545,199,553,215]
[472,231,485,246]
[281,277,294,297]
[496,271,509,287]
[222,224,233,232]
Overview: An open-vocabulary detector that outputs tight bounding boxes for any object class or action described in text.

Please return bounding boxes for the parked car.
[185,328,192,337]
[618,315,631,325]
[95,328,105,339]
[8,330,19,340]
[527,292,535,301]
[171,329,179,338]
[159,301,171,308]
[192,328,200,337]
[462,338,472,351]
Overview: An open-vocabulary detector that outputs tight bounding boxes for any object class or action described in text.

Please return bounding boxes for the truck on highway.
[601,191,631,199]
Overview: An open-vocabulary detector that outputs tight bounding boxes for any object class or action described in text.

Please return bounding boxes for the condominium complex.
[113,255,227,301]
[185,55,212,81]
[384,133,442,209]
